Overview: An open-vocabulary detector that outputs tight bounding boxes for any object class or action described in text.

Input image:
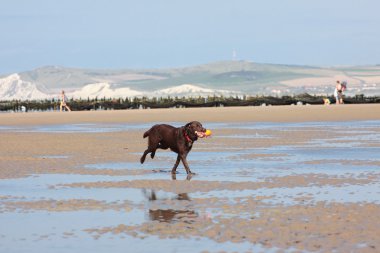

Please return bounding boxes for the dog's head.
[184,121,206,141]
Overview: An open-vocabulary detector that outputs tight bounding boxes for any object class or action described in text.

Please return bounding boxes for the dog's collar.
[183,129,193,143]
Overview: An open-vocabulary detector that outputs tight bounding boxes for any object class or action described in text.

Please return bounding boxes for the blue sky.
[1,0,380,74]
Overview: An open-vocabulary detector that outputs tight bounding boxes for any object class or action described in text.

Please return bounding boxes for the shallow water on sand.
[1,120,380,252]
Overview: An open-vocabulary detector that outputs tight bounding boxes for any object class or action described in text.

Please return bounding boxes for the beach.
[2,104,380,126]
[1,104,380,252]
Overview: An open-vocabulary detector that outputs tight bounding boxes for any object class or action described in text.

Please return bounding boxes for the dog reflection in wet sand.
[143,189,198,223]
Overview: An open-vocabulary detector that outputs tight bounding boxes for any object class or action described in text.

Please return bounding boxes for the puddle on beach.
[1,120,380,252]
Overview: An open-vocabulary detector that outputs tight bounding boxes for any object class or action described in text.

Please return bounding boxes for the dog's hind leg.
[150,143,162,159]
[171,155,181,174]
[141,136,160,164]
[140,149,150,164]
[150,147,157,159]
[141,145,159,163]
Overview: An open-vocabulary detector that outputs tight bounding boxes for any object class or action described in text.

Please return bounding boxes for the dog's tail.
[143,128,151,138]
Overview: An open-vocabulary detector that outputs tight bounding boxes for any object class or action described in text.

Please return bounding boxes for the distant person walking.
[60,90,71,112]
[334,80,347,104]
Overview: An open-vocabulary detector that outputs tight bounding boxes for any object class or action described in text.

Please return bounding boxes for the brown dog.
[140,121,207,174]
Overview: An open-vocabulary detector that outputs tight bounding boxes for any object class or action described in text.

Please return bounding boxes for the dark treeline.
[1,93,379,112]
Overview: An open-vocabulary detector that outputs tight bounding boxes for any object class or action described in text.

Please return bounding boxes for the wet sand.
[1,105,380,252]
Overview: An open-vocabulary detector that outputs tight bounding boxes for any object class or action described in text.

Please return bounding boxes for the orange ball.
[205,129,212,136]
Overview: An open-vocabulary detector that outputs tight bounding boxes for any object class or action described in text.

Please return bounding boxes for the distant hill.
[1,61,380,101]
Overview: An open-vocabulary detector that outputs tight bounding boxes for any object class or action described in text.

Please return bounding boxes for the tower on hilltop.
[232,49,237,61]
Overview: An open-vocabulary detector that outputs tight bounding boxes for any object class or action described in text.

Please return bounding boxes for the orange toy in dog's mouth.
[196,129,212,138]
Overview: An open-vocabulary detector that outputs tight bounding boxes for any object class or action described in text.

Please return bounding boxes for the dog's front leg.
[180,154,192,175]
[171,155,181,174]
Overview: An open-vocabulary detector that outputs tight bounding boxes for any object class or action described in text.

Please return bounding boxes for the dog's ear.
[185,122,192,129]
